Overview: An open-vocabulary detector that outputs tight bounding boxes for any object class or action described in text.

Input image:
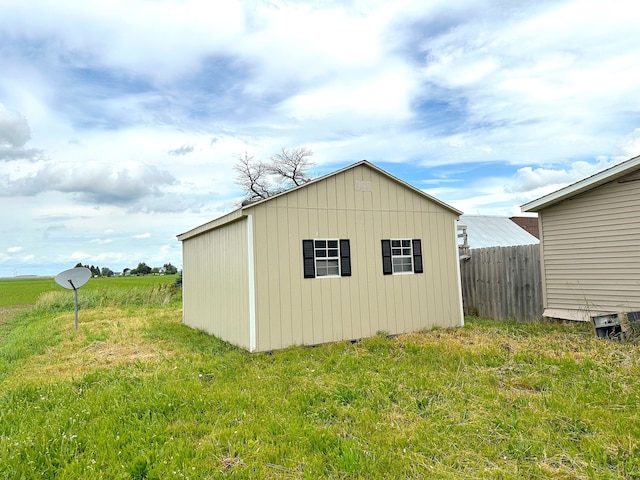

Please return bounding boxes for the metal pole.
[69,279,78,330]
[74,287,79,330]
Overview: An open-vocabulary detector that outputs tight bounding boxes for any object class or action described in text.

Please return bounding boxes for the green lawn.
[0,283,638,479]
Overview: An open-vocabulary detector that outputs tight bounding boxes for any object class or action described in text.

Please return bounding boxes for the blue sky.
[1,0,640,277]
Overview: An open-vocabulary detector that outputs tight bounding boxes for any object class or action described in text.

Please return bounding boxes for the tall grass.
[34,284,181,312]
[0,292,639,478]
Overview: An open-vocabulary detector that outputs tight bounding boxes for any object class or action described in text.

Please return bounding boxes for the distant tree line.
[74,262,178,277]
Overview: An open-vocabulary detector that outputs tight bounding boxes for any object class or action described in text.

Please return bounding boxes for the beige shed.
[521,154,640,322]
[177,160,464,352]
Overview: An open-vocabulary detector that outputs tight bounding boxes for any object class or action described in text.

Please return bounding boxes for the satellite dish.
[55,267,92,290]
[54,267,92,330]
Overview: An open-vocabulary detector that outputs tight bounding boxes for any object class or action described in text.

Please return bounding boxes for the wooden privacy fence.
[459,244,543,321]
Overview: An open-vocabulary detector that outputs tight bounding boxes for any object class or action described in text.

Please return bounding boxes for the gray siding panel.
[540,176,640,319]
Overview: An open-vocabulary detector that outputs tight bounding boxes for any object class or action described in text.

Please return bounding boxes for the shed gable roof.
[178,160,461,241]
[521,154,640,212]
[242,160,461,213]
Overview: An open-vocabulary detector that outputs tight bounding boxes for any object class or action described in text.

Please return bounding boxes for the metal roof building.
[458,215,539,249]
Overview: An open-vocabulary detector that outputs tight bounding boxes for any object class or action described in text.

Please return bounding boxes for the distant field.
[0,275,177,307]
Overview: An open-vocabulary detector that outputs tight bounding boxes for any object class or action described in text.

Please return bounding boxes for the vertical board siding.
[247,164,463,351]
[182,218,250,349]
[539,177,640,318]
[460,244,543,321]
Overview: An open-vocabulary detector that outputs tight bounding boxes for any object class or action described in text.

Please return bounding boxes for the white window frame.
[314,239,341,277]
[390,238,413,274]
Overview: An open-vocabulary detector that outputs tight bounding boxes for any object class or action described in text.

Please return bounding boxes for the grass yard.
[0,281,639,479]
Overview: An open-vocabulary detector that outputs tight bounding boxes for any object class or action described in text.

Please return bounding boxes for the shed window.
[303,239,351,278]
[381,239,423,275]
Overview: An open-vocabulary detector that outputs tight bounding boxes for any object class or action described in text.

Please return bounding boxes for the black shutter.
[339,239,351,277]
[381,239,392,275]
[302,240,315,278]
[412,239,423,274]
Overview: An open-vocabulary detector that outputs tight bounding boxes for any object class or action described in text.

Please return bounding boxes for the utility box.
[592,311,640,339]
[592,313,622,339]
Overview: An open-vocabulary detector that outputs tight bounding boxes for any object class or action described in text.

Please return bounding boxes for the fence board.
[460,244,542,321]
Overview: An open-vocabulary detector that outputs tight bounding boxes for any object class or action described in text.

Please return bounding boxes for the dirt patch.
[77,340,162,365]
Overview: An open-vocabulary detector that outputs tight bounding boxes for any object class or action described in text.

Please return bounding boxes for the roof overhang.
[521,154,640,213]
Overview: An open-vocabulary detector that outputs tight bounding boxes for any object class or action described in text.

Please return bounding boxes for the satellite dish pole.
[54,267,92,330]
[69,279,79,330]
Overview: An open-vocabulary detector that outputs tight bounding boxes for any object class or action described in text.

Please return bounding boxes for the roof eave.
[521,155,640,212]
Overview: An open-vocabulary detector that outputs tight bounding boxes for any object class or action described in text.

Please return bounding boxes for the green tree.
[163,263,178,275]
[101,267,114,277]
[136,262,152,275]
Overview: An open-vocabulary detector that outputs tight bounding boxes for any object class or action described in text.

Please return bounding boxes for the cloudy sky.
[2,0,640,277]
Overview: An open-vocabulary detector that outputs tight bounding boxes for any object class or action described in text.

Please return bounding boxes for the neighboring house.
[458,215,539,249]
[509,216,540,239]
[521,155,640,322]
[177,160,464,352]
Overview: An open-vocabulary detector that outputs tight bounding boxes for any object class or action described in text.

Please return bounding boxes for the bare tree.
[267,147,314,188]
[233,152,273,201]
[234,147,314,202]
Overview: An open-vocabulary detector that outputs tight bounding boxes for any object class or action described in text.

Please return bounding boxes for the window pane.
[327,240,338,248]
[328,265,339,275]
[392,257,412,273]
[402,240,411,247]
[316,259,339,276]
[392,248,401,255]
[315,240,326,248]
[402,248,411,255]
[316,250,326,257]
[328,249,338,257]
[391,240,401,247]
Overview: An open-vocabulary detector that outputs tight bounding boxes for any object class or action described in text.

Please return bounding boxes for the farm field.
[0,274,177,307]
[0,278,639,479]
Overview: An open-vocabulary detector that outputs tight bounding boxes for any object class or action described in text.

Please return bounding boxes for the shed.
[521,154,640,321]
[177,160,464,352]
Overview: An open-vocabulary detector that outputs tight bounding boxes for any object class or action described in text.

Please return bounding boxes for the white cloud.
[7,246,23,254]
[133,233,151,239]
[90,238,112,245]
[2,160,176,205]
[508,157,620,195]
